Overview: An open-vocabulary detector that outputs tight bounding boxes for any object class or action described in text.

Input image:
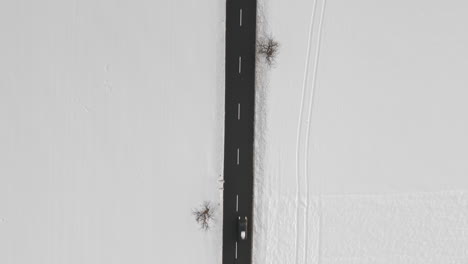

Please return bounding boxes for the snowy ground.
[0,0,224,263]
[3,0,468,263]
[254,0,468,263]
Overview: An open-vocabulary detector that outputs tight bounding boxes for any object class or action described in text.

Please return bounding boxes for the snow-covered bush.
[192,201,215,231]
[257,37,279,66]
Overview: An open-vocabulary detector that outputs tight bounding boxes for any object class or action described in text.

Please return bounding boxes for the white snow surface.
[0,0,225,263]
[254,0,468,263]
[3,0,468,263]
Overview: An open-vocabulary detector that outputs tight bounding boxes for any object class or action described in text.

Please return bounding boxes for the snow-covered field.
[2,0,468,263]
[0,0,224,263]
[254,0,468,263]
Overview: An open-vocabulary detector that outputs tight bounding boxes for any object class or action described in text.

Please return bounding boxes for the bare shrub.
[258,37,280,66]
[192,201,215,231]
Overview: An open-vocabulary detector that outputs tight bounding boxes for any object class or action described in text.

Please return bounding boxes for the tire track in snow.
[304,1,327,263]
[294,1,318,264]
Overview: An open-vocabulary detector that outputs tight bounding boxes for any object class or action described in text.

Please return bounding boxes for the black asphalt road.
[222,0,257,264]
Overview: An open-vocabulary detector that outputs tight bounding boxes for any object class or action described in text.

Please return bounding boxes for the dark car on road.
[238,216,248,241]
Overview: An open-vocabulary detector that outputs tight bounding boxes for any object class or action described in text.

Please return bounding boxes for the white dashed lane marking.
[240,9,243,26]
[235,241,238,259]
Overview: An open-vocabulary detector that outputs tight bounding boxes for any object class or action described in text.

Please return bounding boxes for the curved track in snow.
[294,1,318,263]
[294,1,327,263]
